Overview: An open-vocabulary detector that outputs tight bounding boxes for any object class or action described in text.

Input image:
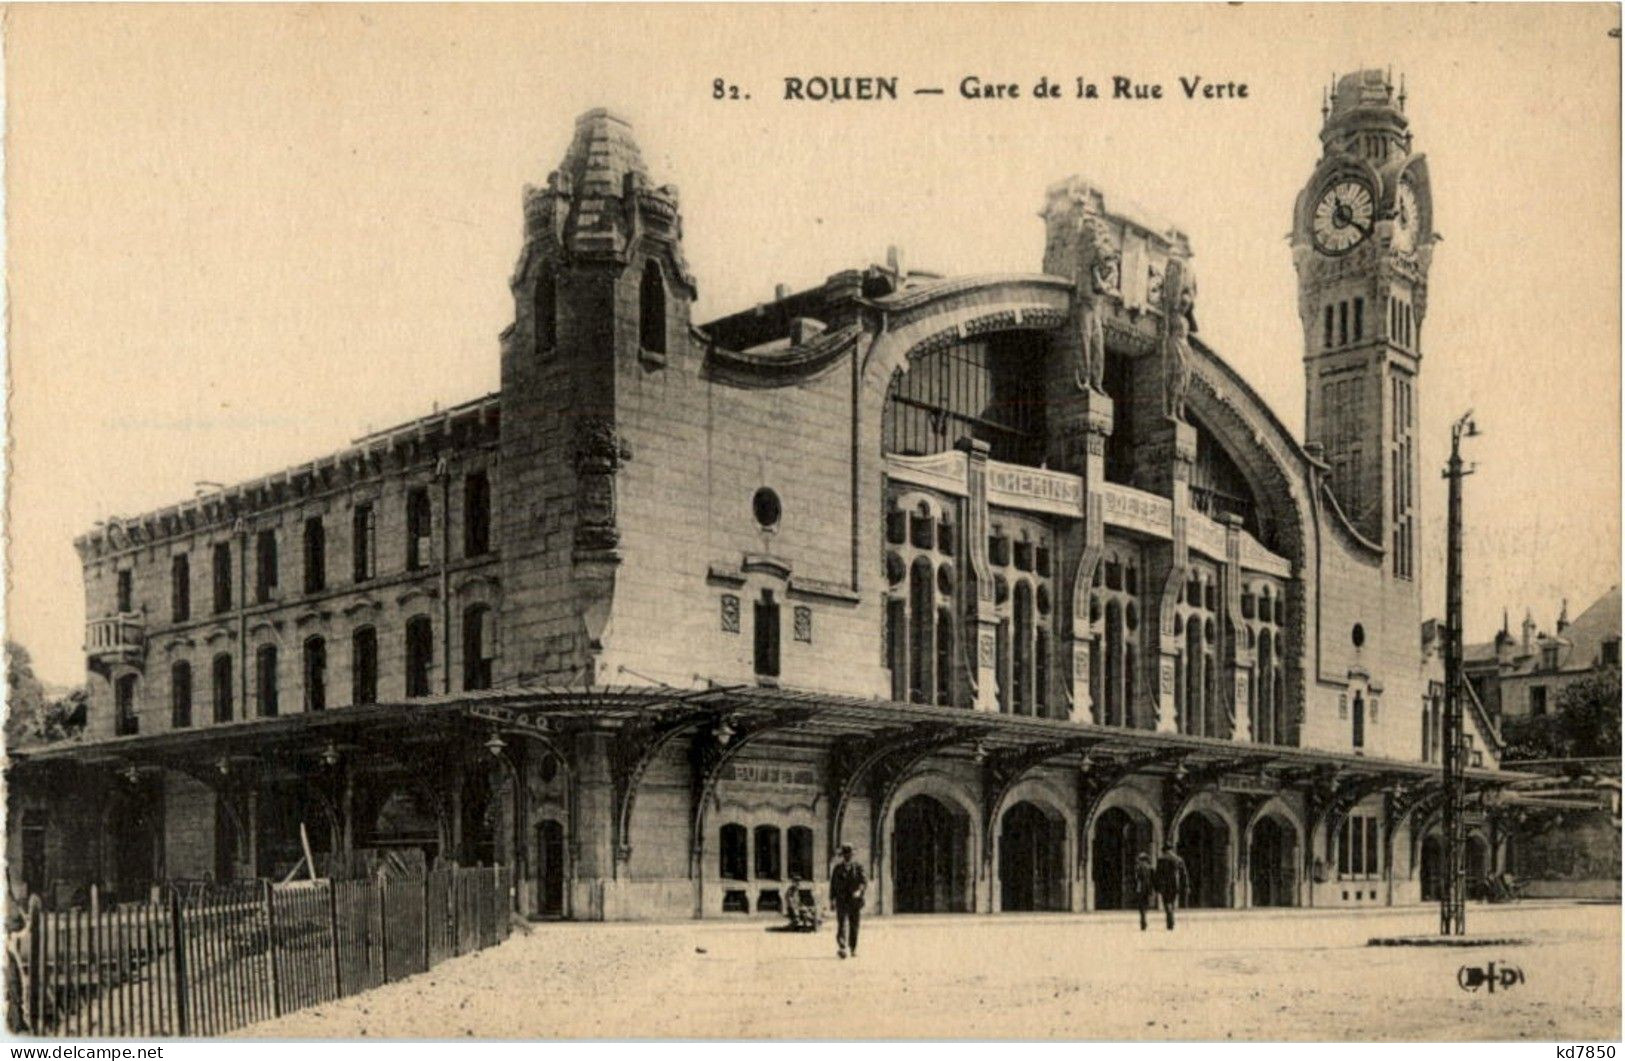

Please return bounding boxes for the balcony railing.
[86,613,145,667]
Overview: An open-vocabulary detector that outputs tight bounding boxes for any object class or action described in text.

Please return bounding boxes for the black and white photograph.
[1,2,1619,1045]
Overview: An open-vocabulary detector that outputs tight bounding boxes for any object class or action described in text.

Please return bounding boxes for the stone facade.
[12,76,1514,921]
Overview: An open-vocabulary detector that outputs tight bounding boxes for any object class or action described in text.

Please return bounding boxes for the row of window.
[1391,375,1416,581]
[1337,813,1381,879]
[114,606,497,734]
[1322,297,1366,350]
[139,472,492,623]
[533,260,668,357]
[718,823,817,883]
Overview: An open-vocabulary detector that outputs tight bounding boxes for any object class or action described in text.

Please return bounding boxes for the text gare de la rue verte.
[773,75,1250,101]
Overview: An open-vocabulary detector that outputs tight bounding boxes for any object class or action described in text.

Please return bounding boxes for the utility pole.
[1440,410,1478,935]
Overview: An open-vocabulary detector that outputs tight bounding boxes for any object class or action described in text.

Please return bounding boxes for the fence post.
[376,873,389,984]
[422,875,431,972]
[327,882,342,999]
[168,889,189,1037]
[261,880,282,1018]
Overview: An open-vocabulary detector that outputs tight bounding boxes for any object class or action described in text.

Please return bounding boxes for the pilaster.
[958,439,1001,712]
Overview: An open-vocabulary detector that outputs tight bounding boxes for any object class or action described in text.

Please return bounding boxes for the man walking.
[1154,841,1189,931]
[1132,851,1155,931]
[830,843,867,959]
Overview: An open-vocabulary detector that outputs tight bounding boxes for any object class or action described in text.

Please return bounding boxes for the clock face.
[1393,181,1420,253]
[1312,179,1375,255]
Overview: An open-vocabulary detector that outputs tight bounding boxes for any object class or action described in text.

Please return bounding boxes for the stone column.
[1054,390,1114,721]
[571,728,615,920]
[958,438,1002,712]
[1222,514,1254,742]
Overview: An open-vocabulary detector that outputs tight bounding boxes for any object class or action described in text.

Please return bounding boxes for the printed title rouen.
[10,70,1512,921]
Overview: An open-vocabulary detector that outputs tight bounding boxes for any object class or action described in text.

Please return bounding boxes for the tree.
[5,641,86,749]
[1502,666,1621,761]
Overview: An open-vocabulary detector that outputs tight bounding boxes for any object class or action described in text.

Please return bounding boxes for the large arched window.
[351,627,378,706]
[405,616,434,698]
[1090,544,1140,728]
[885,495,962,707]
[881,333,1046,464]
[171,661,193,729]
[639,260,666,355]
[787,826,815,881]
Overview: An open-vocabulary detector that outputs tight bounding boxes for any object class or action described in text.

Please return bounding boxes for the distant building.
[10,71,1511,920]
[1466,586,1622,723]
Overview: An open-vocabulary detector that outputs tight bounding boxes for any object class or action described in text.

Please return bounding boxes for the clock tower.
[1293,69,1436,584]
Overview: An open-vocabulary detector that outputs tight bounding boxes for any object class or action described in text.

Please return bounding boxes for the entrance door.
[536,819,566,917]
[1249,816,1296,907]
[893,795,969,913]
[1000,801,1065,911]
[1420,833,1443,901]
[1091,806,1152,910]
[1177,812,1230,908]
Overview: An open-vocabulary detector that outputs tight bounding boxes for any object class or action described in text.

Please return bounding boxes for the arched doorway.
[1177,811,1230,908]
[1420,832,1443,901]
[1092,805,1154,910]
[1249,815,1297,907]
[999,801,1066,912]
[893,794,971,913]
[535,819,566,917]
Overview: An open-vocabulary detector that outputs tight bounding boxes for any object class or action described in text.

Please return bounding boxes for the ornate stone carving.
[573,416,632,553]
[1073,216,1119,394]
[1161,258,1197,422]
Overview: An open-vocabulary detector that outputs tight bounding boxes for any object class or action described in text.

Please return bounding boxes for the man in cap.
[829,843,867,959]
[1132,850,1155,931]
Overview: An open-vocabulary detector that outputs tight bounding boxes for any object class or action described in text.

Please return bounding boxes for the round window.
[752,488,782,529]
[1352,623,1366,648]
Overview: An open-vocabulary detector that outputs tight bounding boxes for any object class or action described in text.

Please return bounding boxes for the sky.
[5,4,1620,686]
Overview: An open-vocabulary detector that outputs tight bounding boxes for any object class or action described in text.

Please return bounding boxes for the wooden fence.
[8,865,512,1038]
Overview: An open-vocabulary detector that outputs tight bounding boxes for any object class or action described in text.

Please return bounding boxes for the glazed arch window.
[640,260,667,355]
[719,823,748,881]
[754,825,783,880]
[885,495,961,707]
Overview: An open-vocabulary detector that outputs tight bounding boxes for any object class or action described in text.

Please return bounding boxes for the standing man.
[1132,851,1155,931]
[1154,841,1189,931]
[830,843,867,959]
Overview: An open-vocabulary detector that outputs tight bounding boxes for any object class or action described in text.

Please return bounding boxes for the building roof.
[1464,585,1620,676]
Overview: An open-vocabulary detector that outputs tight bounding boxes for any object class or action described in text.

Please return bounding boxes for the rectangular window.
[255,529,278,603]
[171,663,193,729]
[213,542,232,613]
[353,504,376,583]
[463,606,494,691]
[464,471,491,558]
[114,675,139,736]
[1529,685,1548,717]
[212,654,233,723]
[1353,297,1364,341]
[171,554,190,622]
[352,628,378,706]
[303,517,326,594]
[256,645,278,718]
[406,488,432,571]
[117,569,133,614]
[754,591,781,678]
[304,638,327,712]
[405,617,434,698]
[1338,301,1349,346]
[1324,305,1334,349]
[1604,639,1620,668]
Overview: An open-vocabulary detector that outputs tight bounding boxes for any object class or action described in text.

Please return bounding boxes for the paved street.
[244,902,1619,1040]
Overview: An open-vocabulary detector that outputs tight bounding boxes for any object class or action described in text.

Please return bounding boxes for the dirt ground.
[243,901,1620,1040]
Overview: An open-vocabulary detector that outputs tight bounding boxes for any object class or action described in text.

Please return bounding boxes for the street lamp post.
[1440,410,1479,936]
